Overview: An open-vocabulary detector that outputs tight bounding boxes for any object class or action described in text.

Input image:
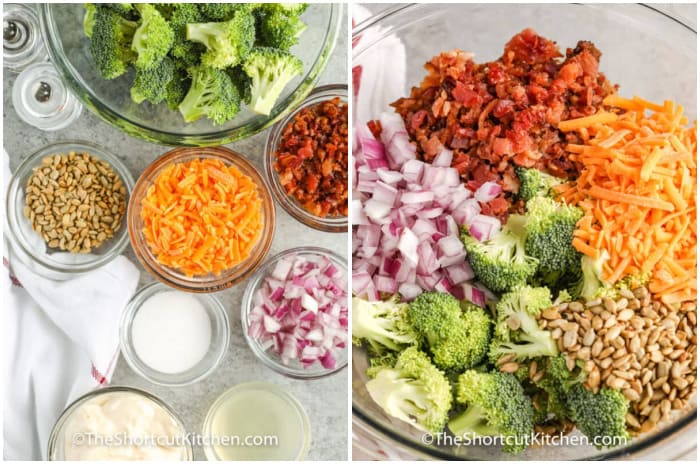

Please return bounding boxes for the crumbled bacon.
[391,29,618,221]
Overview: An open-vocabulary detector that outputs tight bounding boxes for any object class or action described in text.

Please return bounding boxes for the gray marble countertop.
[3,7,348,461]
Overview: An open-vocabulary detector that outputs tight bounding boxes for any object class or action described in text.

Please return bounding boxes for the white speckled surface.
[3,6,348,461]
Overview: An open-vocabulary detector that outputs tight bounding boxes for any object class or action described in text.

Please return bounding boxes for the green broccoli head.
[351,296,419,354]
[241,47,303,116]
[515,166,565,202]
[197,3,253,21]
[462,214,539,294]
[365,350,398,379]
[186,11,256,69]
[261,3,309,16]
[535,355,586,421]
[163,62,190,111]
[130,56,175,104]
[366,346,452,434]
[89,7,138,79]
[489,285,557,363]
[256,8,307,51]
[178,65,241,125]
[524,196,584,290]
[448,370,535,453]
[166,3,205,62]
[567,385,629,448]
[131,4,174,69]
[83,4,97,38]
[408,293,492,372]
[227,66,253,105]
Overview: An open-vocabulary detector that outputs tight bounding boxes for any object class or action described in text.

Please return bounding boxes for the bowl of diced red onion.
[241,247,348,379]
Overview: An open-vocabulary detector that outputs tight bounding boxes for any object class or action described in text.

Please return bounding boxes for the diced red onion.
[474,181,503,203]
[469,214,502,242]
[432,148,453,167]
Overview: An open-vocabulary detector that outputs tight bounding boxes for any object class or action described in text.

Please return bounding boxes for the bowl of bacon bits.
[128,146,275,293]
[265,84,348,233]
[242,246,348,378]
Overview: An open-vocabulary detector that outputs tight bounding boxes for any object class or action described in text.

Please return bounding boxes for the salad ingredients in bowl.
[352,14,696,460]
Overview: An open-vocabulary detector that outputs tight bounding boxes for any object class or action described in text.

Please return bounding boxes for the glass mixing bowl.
[38,3,342,146]
[352,3,697,460]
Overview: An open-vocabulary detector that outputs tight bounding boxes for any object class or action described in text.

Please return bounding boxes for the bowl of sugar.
[120,282,230,386]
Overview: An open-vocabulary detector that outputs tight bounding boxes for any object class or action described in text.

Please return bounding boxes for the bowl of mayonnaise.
[47,386,192,461]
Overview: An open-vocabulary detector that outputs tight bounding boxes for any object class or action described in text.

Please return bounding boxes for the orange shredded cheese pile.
[141,158,263,277]
[557,95,697,306]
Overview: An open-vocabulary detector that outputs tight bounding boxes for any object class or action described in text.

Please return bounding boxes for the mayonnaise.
[61,391,188,460]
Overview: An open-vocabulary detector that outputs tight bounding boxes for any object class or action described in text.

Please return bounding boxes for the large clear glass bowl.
[38,3,342,146]
[352,3,697,460]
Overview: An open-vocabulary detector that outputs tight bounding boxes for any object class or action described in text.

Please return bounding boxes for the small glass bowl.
[264,84,348,233]
[119,282,230,387]
[47,386,192,460]
[202,382,310,461]
[4,140,134,279]
[241,246,348,379]
[127,146,275,293]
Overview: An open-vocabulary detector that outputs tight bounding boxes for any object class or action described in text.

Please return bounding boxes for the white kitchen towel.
[3,150,140,460]
[352,4,407,130]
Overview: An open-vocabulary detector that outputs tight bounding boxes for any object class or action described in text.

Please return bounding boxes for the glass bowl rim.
[264,83,349,233]
[350,2,697,460]
[240,246,349,379]
[127,146,276,293]
[201,381,311,461]
[38,3,344,147]
[5,139,135,274]
[119,281,231,387]
[47,385,193,460]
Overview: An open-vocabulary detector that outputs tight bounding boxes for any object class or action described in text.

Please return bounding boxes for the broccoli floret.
[164,63,191,111]
[167,3,205,63]
[130,56,174,104]
[351,296,419,354]
[261,3,309,16]
[83,4,97,38]
[131,4,174,69]
[186,11,255,69]
[366,346,452,434]
[256,9,307,51]
[241,47,303,116]
[408,292,492,372]
[227,66,252,105]
[489,285,557,363]
[178,65,241,125]
[448,370,534,453]
[524,196,584,291]
[89,7,138,79]
[535,355,586,421]
[197,3,252,21]
[365,350,398,379]
[102,3,134,16]
[567,385,629,448]
[461,214,539,293]
[515,166,565,202]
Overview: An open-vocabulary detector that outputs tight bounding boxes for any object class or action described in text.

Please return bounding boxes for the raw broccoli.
[408,292,492,372]
[567,385,629,448]
[164,63,191,111]
[197,3,252,21]
[130,56,174,104]
[448,370,534,453]
[515,166,565,202]
[186,11,255,69]
[89,7,138,79]
[101,3,135,18]
[489,285,557,363]
[524,196,583,291]
[260,3,309,16]
[167,3,205,63]
[535,355,586,421]
[131,4,174,69]
[365,346,452,434]
[461,214,539,293]
[178,65,241,125]
[241,47,303,116]
[256,8,307,51]
[227,66,252,105]
[84,4,97,38]
[365,350,398,379]
[351,296,419,354]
